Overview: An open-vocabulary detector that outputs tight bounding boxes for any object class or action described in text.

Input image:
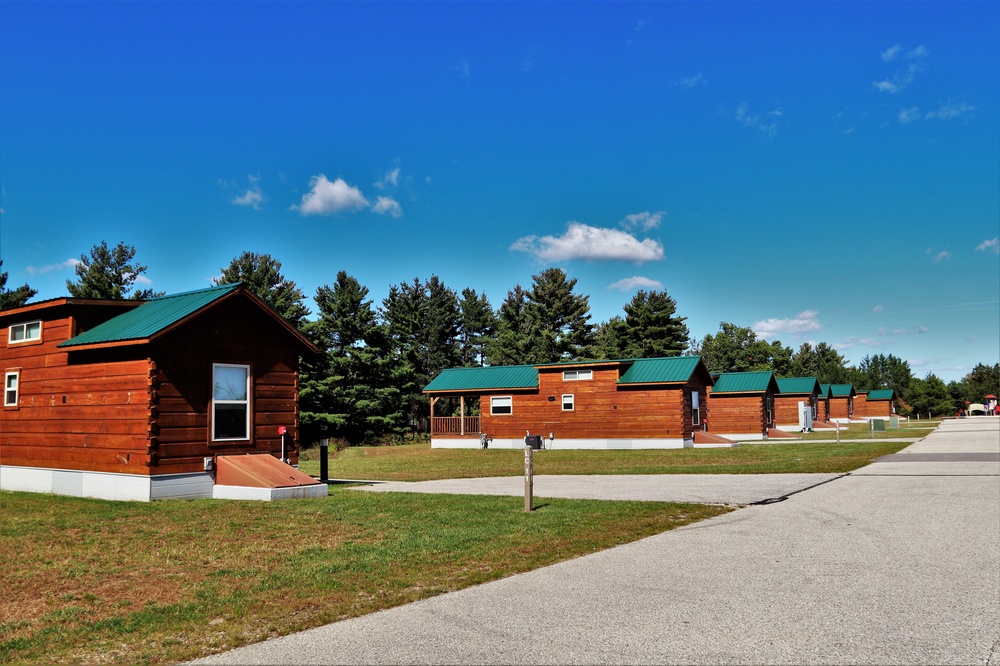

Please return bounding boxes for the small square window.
[8,321,41,344]
[490,396,512,415]
[5,371,19,407]
[562,394,574,411]
[563,369,592,381]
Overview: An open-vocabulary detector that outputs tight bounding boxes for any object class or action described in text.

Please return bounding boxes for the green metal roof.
[828,383,855,397]
[617,356,703,385]
[865,389,894,400]
[59,283,241,348]
[776,377,821,395]
[424,365,539,392]
[711,371,774,394]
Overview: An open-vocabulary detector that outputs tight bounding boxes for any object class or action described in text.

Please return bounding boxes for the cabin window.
[212,363,250,440]
[562,394,575,411]
[4,371,18,407]
[691,391,700,426]
[490,396,512,415]
[563,369,592,381]
[8,321,41,344]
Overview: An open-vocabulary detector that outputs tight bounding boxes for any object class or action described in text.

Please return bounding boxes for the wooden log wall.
[853,395,892,418]
[773,395,816,424]
[706,393,767,435]
[1,314,152,474]
[828,397,853,419]
[478,366,701,440]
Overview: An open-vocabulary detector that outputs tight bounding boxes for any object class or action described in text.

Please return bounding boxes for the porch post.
[430,397,438,435]
[460,396,465,436]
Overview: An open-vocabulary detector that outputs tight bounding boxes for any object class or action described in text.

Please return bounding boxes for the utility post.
[524,443,534,512]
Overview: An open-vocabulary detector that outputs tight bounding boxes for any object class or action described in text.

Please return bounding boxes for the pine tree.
[66,241,160,300]
[0,260,37,309]
[299,272,407,445]
[487,285,539,366]
[525,268,594,362]
[620,289,689,358]
[458,288,496,366]
[214,251,310,329]
[592,316,629,360]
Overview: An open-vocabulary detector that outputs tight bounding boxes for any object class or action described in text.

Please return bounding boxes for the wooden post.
[524,444,533,512]
[460,396,465,436]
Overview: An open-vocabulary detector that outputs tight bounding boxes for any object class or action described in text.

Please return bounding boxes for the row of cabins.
[0,282,897,498]
[424,359,895,449]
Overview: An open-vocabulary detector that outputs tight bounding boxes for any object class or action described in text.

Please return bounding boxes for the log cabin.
[823,383,857,422]
[424,356,714,449]
[774,377,822,430]
[1,283,321,501]
[854,389,896,419]
[705,371,780,440]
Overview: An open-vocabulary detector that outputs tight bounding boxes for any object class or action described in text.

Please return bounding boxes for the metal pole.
[320,438,329,482]
[524,444,533,512]
[836,421,840,445]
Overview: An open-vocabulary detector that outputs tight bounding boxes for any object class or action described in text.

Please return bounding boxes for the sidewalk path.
[194,418,1000,665]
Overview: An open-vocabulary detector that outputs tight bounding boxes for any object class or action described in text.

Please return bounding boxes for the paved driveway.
[194,418,1000,665]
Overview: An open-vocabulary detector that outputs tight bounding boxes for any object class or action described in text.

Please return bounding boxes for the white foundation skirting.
[0,466,214,502]
[431,437,692,450]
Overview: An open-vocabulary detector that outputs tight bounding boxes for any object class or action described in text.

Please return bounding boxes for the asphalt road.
[193,418,1000,665]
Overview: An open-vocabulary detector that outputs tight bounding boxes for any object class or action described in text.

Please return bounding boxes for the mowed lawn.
[2,431,919,664]
[299,434,919,481]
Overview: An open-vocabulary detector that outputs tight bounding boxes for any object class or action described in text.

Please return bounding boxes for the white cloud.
[292,175,369,216]
[908,45,928,59]
[675,72,706,89]
[872,305,884,313]
[976,237,999,254]
[372,196,403,218]
[26,258,80,275]
[751,310,822,341]
[608,276,664,291]
[898,107,922,123]
[375,166,401,190]
[881,44,902,62]
[925,101,975,121]
[232,188,263,210]
[873,60,925,94]
[510,222,664,263]
[931,250,951,264]
[731,102,778,138]
[621,210,664,231]
[135,275,153,286]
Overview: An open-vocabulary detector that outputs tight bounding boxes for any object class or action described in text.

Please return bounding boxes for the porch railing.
[431,416,481,436]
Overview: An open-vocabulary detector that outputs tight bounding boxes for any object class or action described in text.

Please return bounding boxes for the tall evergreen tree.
[525,267,594,362]
[907,373,954,417]
[214,251,310,329]
[592,316,628,360]
[963,362,1000,402]
[299,272,407,445]
[487,285,539,366]
[66,241,160,300]
[620,289,689,358]
[458,288,496,366]
[856,353,912,400]
[0,260,37,309]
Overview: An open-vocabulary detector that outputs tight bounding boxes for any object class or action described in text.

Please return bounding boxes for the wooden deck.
[431,416,481,436]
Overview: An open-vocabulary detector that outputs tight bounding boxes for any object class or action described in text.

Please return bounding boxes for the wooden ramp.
[693,431,738,447]
[767,428,799,439]
[213,454,327,501]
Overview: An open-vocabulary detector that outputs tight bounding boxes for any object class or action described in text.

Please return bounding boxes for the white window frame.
[4,371,19,407]
[490,396,513,416]
[562,369,593,381]
[562,394,575,411]
[8,321,42,344]
[691,390,700,426]
[212,363,251,441]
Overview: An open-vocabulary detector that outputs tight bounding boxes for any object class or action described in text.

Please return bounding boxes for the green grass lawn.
[0,490,729,665]
[298,437,915,481]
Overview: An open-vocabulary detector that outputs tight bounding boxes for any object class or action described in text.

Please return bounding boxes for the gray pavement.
[194,418,1000,665]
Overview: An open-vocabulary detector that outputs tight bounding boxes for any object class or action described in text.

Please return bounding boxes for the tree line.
[2,242,997,442]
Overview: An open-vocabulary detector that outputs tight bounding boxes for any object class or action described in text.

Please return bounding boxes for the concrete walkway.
[194,418,1000,665]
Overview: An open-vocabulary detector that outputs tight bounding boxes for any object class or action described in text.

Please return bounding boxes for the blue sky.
[2,1,997,382]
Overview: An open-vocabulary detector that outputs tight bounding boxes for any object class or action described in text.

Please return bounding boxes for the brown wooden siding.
[828,396,853,419]
[854,395,892,418]
[706,390,772,436]
[773,394,817,424]
[2,313,152,474]
[477,366,704,440]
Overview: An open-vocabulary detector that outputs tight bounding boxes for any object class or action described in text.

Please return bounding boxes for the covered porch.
[429,396,481,436]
